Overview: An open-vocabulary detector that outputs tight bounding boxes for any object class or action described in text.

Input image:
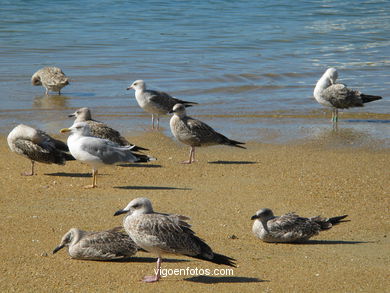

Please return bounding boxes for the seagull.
[251,208,349,243]
[114,197,236,282]
[60,122,156,188]
[68,107,148,151]
[169,103,246,164]
[126,80,198,129]
[7,124,74,176]
[31,66,70,95]
[313,68,382,125]
[52,227,139,260]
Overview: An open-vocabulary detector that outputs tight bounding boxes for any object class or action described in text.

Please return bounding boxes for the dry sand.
[0,130,389,292]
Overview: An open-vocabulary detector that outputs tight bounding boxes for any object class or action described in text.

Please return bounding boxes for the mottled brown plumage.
[7,124,74,175]
[68,107,148,151]
[31,66,69,95]
[53,227,139,260]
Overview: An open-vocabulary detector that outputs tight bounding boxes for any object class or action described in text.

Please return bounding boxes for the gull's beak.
[68,112,76,118]
[60,128,71,133]
[114,209,128,216]
[52,244,65,254]
[126,85,133,91]
[168,109,175,114]
[250,214,259,220]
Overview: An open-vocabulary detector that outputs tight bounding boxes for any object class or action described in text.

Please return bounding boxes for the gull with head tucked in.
[251,208,348,243]
[68,107,148,151]
[60,122,156,188]
[169,103,246,163]
[127,80,198,129]
[53,227,139,260]
[8,124,74,176]
[314,67,382,125]
[31,66,69,95]
[114,197,236,282]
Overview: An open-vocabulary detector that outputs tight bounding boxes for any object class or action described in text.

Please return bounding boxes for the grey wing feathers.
[80,229,137,258]
[148,90,197,111]
[14,139,70,165]
[270,214,321,240]
[322,84,363,109]
[80,139,138,164]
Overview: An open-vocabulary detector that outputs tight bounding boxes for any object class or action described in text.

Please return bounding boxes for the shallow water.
[0,0,389,146]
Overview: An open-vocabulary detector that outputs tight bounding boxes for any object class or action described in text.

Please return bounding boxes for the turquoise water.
[0,0,389,145]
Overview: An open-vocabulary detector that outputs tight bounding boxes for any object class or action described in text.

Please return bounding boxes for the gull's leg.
[143,257,162,283]
[151,114,155,129]
[156,115,160,130]
[191,146,196,163]
[45,87,49,95]
[84,168,98,188]
[181,146,195,164]
[22,161,35,176]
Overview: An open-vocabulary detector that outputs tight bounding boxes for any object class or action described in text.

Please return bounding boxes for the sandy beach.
[0,130,389,292]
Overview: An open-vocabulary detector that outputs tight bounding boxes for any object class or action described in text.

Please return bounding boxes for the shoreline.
[1,133,389,292]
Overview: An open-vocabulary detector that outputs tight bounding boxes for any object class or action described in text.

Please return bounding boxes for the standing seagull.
[7,124,74,176]
[68,107,148,151]
[53,227,139,260]
[313,68,382,124]
[60,122,156,188]
[169,103,246,164]
[251,208,348,243]
[114,197,236,282]
[31,66,70,95]
[127,80,198,129]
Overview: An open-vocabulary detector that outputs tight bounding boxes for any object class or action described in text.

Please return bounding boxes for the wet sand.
[0,131,389,292]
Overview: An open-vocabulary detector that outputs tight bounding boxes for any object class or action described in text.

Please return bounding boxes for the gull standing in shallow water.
[31,66,69,95]
[68,107,148,151]
[7,124,74,176]
[60,122,156,188]
[251,208,348,243]
[52,227,139,260]
[314,68,382,125]
[127,80,198,129]
[114,197,236,282]
[169,103,246,164]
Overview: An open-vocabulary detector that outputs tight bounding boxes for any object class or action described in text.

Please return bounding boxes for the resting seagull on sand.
[314,68,382,124]
[53,227,139,260]
[127,80,198,129]
[60,122,156,188]
[169,103,246,164]
[114,197,236,282]
[251,208,348,243]
[68,107,148,151]
[8,124,74,176]
[31,66,69,95]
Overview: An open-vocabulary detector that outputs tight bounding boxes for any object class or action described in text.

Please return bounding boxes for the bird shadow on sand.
[288,240,369,245]
[114,186,191,191]
[117,163,162,168]
[184,276,267,284]
[98,257,190,263]
[208,161,256,165]
[45,172,92,178]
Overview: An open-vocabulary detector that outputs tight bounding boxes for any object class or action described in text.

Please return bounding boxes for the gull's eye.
[132,203,141,209]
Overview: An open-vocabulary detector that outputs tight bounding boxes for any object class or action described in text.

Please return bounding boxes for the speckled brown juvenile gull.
[114,197,236,282]
[60,122,156,188]
[127,80,198,129]
[314,67,382,124]
[169,103,246,164]
[52,227,139,260]
[7,124,74,176]
[68,107,148,151]
[251,208,348,243]
[31,66,69,95]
